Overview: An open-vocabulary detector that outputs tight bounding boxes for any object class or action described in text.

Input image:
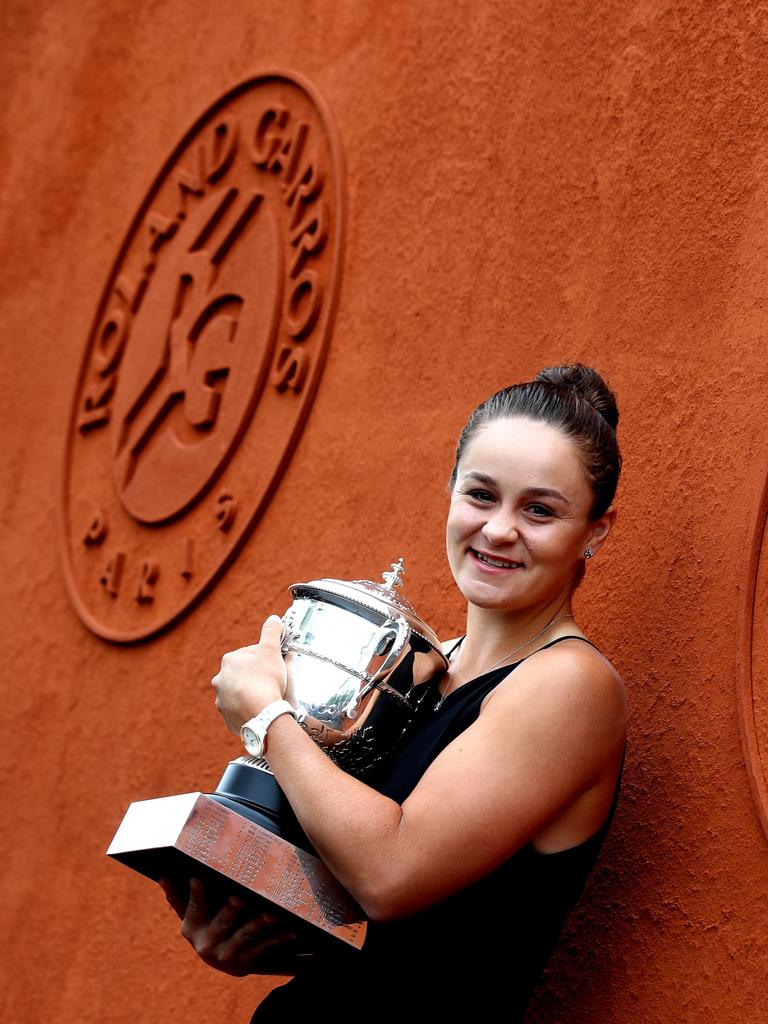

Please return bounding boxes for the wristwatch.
[240,700,299,757]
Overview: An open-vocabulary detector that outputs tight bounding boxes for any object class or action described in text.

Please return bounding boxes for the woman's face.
[446,416,614,614]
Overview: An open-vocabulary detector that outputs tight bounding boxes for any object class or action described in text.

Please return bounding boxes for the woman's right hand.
[160,877,306,977]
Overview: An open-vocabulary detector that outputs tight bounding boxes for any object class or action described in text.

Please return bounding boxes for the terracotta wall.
[2,1,767,1020]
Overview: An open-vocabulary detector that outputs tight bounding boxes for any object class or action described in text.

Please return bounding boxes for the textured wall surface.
[2,1,768,1021]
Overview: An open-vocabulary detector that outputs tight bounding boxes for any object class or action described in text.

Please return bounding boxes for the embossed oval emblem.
[61,72,345,641]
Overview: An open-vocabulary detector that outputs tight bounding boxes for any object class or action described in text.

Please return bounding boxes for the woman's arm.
[214,617,626,922]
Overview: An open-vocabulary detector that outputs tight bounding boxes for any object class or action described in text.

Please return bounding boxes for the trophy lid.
[288,558,446,664]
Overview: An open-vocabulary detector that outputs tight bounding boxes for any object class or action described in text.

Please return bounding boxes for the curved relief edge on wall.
[59,70,346,642]
[738,457,768,841]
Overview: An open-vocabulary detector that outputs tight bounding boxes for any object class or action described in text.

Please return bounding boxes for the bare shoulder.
[519,637,624,706]
[484,638,627,748]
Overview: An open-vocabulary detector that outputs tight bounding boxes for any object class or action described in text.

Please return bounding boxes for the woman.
[163,363,627,1021]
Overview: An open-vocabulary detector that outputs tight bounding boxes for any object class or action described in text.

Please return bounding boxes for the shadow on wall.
[526,751,680,1023]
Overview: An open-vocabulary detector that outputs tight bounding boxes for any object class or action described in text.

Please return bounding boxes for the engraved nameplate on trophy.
[107,792,366,949]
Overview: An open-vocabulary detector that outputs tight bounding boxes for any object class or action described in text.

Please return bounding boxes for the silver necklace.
[435,613,576,710]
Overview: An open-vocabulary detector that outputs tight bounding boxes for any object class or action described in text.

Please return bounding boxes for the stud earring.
[584,548,594,559]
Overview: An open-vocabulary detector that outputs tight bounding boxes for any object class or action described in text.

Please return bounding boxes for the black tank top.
[252,635,623,1024]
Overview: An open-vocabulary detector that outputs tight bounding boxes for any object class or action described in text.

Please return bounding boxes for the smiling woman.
[446,415,615,615]
[162,363,627,1023]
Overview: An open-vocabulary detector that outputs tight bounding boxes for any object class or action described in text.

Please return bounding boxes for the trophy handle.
[280,611,299,654]
[344,617,410,720]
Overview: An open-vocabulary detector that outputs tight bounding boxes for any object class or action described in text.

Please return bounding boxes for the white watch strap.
[240,699,297,755]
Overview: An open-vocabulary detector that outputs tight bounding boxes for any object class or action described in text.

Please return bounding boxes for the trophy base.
[214,756,309,844]
[107,790,366,950]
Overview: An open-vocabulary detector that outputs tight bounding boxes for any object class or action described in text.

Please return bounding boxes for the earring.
[584,548,594,559]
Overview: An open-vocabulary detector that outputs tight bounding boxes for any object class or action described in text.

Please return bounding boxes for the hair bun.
[535,363,619,431]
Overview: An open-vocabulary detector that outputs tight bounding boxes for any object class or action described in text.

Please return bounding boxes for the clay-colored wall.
[2,1,767,1020]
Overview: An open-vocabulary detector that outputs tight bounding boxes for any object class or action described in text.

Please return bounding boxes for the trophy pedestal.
[107,790,366,950]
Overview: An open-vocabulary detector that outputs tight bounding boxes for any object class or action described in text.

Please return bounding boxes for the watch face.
[242,726,262,754]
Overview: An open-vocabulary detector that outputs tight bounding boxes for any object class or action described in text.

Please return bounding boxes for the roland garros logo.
[61,72,345,641]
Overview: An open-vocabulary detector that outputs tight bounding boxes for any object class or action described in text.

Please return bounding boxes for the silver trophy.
[108,559,447,950]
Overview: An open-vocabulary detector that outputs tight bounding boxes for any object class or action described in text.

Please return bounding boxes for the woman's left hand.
[212,615,288,734]
[160,877,307,977]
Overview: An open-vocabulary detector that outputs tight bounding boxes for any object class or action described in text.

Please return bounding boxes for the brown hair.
[450,363,621,519]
